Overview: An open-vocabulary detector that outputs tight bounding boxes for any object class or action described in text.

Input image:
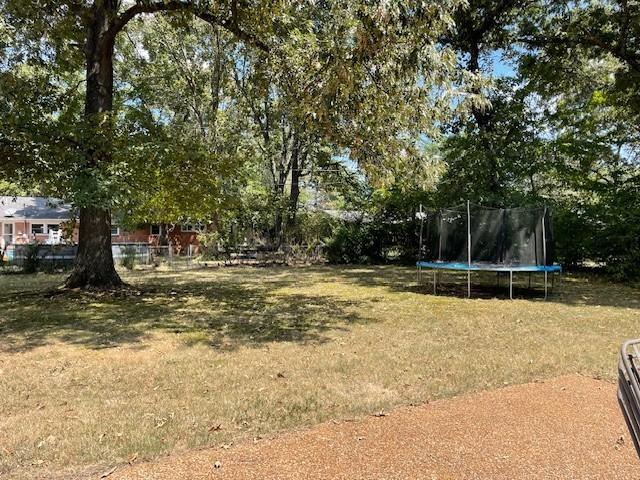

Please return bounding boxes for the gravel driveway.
[111,375,637,479]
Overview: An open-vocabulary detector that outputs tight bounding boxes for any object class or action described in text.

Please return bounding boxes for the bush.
[22,242,40,274]
[326,222,386,264]
[120,246,137,270]
[606,249,640,281]
[196,231,223,260]
[325,213,421,265]
[286,211,337,247]
[554,189,640,280]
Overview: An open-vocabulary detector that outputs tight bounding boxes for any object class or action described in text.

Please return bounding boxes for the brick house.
[0,196,203,254]
[0,196,78,250]
[112,222,205,254]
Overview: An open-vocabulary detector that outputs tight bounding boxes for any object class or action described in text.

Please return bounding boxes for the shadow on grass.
[2,264,638,352]
[0,269,364,352]
[318,264,640,309]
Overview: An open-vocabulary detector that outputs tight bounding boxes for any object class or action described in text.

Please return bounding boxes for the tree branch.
[518,19,640,75]
[109,1,268,52]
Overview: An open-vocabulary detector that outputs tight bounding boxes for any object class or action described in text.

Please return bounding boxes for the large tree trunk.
[272,175,286,248]
[287,143,302,229]
[66,2,123,289]
[62,1,267,288]
[66,207,122,288]
[467,42,501,197]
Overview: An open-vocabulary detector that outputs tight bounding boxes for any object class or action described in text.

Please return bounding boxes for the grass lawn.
[1,265,639,479]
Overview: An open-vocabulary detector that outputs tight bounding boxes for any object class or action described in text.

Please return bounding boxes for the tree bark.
[66,206,122,288]
[65,1,122,289]
[467,41,501,197]
[287,138,302,228]
[273,168,287,248]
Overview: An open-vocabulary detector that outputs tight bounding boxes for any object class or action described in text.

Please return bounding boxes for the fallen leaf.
[208,423,222,432]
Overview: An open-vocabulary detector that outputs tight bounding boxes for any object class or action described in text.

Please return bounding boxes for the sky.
[489,49,517,78]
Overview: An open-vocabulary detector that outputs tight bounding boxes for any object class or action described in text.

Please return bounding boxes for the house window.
[3,223,13,245]
[181,223,204,233]
[47,224,60,233]
[111,226,120,236]
[150,224,162,235]
[31,224,44,235]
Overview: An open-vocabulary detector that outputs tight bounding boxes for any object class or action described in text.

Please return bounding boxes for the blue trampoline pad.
[416,261,562,273]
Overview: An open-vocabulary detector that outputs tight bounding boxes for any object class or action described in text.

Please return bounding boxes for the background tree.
[1,0,472,288]
[441,0,522,199]
[114,15,255,237]
[232,48,335,246]
[1,0,274,288]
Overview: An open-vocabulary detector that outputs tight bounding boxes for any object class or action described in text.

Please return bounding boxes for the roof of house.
[322,209,371,222]
[0,196,73,220]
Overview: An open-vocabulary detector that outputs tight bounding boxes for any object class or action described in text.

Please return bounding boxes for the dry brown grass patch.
[0,265,638,479]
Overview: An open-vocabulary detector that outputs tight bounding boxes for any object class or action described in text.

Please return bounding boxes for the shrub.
[196,231,223,260]
[120,246,137,270]
[22,242,40,274]
[326,222,386,264]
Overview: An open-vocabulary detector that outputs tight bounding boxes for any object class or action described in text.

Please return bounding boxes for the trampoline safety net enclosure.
[417,202,562,299]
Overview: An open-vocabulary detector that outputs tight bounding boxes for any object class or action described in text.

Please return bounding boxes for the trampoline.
[416,202,562,299]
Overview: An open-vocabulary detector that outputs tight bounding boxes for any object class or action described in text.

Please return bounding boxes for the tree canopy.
[1,0,639,282]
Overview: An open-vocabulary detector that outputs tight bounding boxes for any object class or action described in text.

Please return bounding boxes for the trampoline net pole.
[433,269,436,295]
[545,271,548,299]
[467,200,471,299]
[417,204,424,285]
[438,211,442,262]
[418,204,424,263]
[542,206,548,299]
[510,270,513,299]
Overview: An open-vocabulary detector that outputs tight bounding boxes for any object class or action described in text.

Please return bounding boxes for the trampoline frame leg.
[544,271,548,300]
[433,269,437,295]
[509,270,513,300]
[467,270,471,299]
